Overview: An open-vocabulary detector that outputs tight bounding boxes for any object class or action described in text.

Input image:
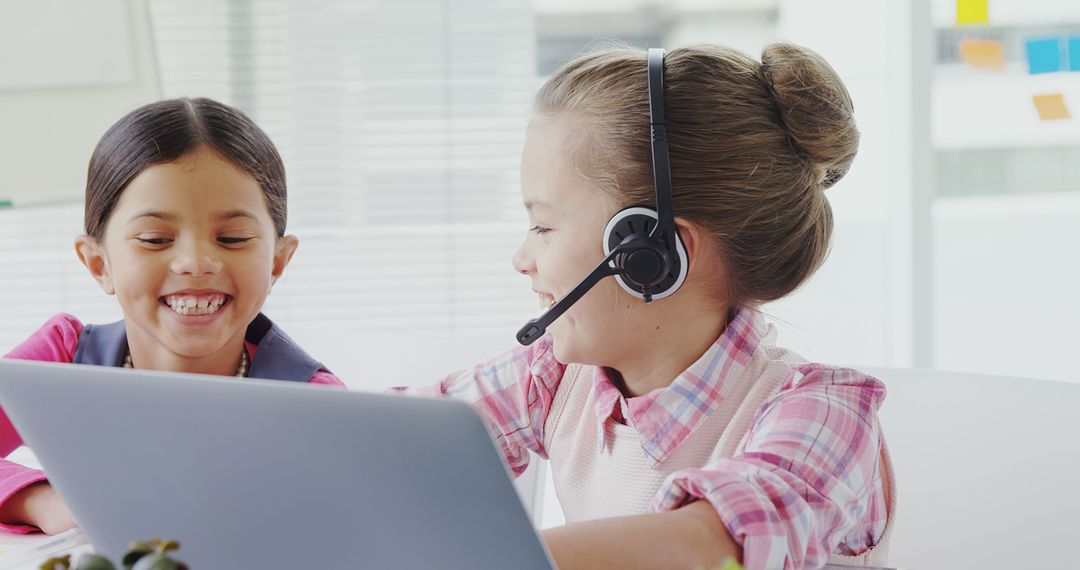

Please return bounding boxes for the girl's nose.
[170,240,223,276]
[512,240,535,276]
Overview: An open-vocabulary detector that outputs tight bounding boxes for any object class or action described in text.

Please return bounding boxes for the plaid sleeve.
[654,364,887,570]
[390,335,564,476]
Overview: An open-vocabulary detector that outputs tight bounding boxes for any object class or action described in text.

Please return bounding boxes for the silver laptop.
[0,359,554,569]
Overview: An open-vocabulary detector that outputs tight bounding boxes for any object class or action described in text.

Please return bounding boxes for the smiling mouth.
[160,293,231,316]
[538,293,557,310]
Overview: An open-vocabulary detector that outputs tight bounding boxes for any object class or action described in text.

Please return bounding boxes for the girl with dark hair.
[0,98,343,534]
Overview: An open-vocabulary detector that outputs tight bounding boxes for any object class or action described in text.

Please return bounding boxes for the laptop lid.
[0,359,554,569]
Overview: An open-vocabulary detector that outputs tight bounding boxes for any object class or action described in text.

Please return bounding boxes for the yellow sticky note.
[957,0,989,25]
[959,38,1005,70]
[1032,93,1071,121]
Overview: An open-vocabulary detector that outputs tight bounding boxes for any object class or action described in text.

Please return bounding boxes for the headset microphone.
[516,48,687,346]
[515,250,624,345]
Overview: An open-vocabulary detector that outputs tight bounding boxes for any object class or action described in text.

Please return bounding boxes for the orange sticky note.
[957,0,989,25]
[1032,93,1071,121]
[959,38,1005,70]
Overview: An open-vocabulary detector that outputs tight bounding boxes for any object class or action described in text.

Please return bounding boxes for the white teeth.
[538,294,556,311]
[164,294,227,316]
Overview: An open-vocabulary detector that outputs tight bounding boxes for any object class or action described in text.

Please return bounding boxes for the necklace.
[122,348,249,377]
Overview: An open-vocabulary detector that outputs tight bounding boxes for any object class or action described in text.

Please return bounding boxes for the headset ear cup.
[603,206,688,301]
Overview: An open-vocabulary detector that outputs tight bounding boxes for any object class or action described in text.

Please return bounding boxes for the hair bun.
[759,42,859,189]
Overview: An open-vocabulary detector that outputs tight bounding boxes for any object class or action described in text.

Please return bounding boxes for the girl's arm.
[307,369,346,387]
[0,314,84,533]
[0,462,54,533]
[0,481,75,535]
[1,314,84,455]
[543,501,740,570]
[654,364,888,570]
[390,334,564,476]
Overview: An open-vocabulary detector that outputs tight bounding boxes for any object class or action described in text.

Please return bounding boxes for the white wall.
[768,0,930,370]
[934,193,1080,383]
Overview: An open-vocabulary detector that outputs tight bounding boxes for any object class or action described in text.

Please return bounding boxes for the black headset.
[516,48,688,346]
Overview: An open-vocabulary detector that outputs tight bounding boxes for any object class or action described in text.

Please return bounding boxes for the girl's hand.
[0,482,77,534]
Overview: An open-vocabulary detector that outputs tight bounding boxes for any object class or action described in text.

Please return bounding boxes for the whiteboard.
[0,0,134,90]
[0,0,161,207]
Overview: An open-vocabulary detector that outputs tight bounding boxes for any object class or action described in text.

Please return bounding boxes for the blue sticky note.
[1026,37,1063,74]
[1069,36,1080,72]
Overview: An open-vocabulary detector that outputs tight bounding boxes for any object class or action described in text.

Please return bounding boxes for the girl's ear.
[74,235,115,295]
[270,235,300,286]
[675,217,731,294]
[674,217,704,268]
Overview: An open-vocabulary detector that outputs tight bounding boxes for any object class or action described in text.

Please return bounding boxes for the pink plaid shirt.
[397,308,889,570]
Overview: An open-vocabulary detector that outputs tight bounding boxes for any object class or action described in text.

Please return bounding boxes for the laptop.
[0,359,554,569]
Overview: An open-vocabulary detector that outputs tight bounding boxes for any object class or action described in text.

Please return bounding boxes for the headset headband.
[647,48,678,247]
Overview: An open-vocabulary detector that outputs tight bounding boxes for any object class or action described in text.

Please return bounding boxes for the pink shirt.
[0,313,344,534]
[395,308,888,570]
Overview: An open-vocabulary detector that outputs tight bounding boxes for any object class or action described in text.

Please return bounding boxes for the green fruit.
[130,555,177,570]
[121,549,150,569]
[74,554,116,570]
[37,555,71,570]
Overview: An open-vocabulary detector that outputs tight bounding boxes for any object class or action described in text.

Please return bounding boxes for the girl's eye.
[529,225,551,235]
[136,237,172,246]
[218,237,253,245]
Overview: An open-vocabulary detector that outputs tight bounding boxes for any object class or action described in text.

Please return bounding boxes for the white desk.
[0,529,90,570]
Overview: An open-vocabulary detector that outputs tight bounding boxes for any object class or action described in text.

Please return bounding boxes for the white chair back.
[865,366,1080,570]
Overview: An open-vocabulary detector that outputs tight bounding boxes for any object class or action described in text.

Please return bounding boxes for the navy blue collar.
[72,313,324,383]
